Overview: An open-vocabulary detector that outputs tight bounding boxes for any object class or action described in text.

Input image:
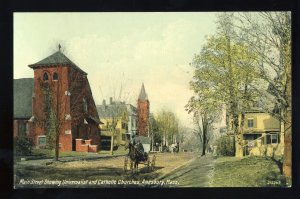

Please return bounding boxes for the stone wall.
[76,139,98,152]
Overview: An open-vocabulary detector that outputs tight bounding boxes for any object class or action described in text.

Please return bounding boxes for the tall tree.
[155,110,179,147]
[149,114,161,150]
[235,12,292,178]
[109,100,127,155]
[98,72,131,155]
[186,96,221,156]
[189,13,259,156]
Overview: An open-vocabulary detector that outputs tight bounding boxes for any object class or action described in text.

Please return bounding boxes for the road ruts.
[160,154,216,187]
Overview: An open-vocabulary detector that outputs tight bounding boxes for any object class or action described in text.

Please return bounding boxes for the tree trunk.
[55,131,59,161]
[283,107,292,178]
[201,142,206,156]
[236,112,245,157]
[283,56,292,179]
[110,129,114,155]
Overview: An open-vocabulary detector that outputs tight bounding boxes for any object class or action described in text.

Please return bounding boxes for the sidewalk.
[157,154,216,187]
[16,152,127,166]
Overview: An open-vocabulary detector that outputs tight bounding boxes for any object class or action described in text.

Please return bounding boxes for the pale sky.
[14,12,218,127]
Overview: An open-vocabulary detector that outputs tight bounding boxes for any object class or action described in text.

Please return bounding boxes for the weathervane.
[58,43,61,52]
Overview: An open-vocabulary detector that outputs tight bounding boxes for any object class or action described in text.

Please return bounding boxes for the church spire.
[138,83,148,100]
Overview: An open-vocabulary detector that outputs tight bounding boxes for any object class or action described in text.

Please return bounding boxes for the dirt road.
[14,152,196,188]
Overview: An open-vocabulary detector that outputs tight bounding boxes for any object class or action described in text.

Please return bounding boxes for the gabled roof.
[85,115,101,125]
[97,103,127,118]
[138,83,148,100]
[14,78,34,119]
[28,51,87,75]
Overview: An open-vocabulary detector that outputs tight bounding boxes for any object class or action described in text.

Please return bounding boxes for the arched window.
[53,72,59,80]
[43,72,49,81]
[83,98,88,113]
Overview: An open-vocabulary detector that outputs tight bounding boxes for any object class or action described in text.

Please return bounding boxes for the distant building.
[13,78,34,138]
[19,49,101,152]
[137,83,150,137]
[97,98,137,149]
[126,104,138,137]
[133,136,151,153]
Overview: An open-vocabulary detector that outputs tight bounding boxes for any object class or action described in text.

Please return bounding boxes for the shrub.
[216,135,234,156]
[14,136,33,156]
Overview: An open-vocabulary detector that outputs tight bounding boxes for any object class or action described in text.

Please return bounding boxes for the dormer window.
[53,72,59,80]
[43,72,49,81]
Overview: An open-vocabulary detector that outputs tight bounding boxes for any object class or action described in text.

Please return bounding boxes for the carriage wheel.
[151,155,156,170]
[124,156,128,172]
[129,159,134,172]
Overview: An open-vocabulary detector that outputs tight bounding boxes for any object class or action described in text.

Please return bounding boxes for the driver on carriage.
[135,140,148,161]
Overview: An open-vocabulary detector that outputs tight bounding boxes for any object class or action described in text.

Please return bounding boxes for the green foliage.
[188,13,262,154]
[155,109,179,145]
[46,109,57,150]
[14,136,33,156]
[216,135,234,156]
[42,85,57,150]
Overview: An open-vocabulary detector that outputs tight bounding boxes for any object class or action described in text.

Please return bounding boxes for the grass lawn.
[31,149,89,158]
[211,156,290,187]
[15,147,128,161]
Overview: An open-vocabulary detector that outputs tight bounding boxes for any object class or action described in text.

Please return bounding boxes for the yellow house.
[235,111,284,157]
[99,117,129,147]
[97,99,130,150]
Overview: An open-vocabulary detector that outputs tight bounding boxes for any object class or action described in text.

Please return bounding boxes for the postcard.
[13,12,292,188]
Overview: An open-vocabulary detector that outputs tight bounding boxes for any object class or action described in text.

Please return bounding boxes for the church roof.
[138,83,148,100]
[14,78,34,119]
[28,51,87,75]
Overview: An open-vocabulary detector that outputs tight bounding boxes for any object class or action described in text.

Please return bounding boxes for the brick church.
[14,48,101,152]
[137,83,150,137]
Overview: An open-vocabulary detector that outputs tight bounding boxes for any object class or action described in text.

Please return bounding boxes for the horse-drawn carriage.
[124,141,156,172]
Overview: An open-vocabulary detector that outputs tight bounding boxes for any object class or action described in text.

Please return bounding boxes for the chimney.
[110,97,113,104]
[103,99,106,106]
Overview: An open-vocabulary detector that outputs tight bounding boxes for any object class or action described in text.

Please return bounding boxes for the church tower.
[137,83,150,137]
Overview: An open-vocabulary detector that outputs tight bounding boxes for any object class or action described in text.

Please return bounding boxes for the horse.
[125,142,148,172]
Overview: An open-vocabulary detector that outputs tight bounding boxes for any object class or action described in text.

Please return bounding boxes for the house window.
[122,122,127,130]
[43,72,49,81]
[271,134,278,143]
[38,136,46,145]
[266,133,280,144]
[122,134,126,141]
[248,119,254,128]
[53,72,59,80]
